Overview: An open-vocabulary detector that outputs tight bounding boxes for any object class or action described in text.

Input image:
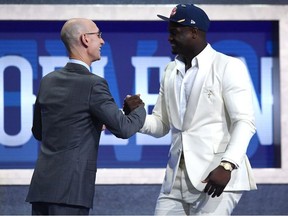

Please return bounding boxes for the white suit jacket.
[140,44,257,194]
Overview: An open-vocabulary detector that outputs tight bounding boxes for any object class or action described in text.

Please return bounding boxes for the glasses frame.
[84,31,102,38]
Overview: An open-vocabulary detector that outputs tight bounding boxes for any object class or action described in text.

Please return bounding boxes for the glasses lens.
[84,32,102,39]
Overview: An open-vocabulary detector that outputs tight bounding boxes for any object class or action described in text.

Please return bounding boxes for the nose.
[168,34,173,42]
[100,38,105,45]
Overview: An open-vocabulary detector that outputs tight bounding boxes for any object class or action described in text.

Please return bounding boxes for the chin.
[171,50,178,55]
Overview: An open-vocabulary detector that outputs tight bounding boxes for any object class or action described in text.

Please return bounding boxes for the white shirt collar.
[175,54,198,76]
[68,59,91,71]
[175,43,211,71]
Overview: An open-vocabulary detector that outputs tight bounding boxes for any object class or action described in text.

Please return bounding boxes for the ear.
[80,34,89,48]
[190,28,198,39]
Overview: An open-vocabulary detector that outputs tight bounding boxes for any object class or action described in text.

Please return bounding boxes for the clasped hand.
[123,94,144,115]
[202,166,231,198]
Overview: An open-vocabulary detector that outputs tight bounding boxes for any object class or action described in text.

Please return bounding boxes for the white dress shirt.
[175,56,198,126]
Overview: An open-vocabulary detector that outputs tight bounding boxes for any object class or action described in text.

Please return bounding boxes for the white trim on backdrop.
[0,4,287,185]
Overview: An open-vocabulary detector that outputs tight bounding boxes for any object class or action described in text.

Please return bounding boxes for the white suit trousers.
[155,159,243,215]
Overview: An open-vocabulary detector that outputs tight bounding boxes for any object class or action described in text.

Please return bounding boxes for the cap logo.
[177,19,185,23]
[170,7,177,16]
[157,4,210,32]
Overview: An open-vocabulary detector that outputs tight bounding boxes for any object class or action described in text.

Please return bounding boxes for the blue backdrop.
[0,20,280,168]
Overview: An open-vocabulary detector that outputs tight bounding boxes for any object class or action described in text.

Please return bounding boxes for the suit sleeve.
[139,63,172,138]
[222,58,256,166]
[89,78,146,139]
[31,97,42,141]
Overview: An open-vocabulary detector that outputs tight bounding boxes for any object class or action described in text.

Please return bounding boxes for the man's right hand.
[123,94,144,115]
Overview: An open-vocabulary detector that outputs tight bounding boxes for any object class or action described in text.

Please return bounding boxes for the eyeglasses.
[84,31,102,39]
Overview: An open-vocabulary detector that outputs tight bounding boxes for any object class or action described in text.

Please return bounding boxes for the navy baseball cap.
[157,4,210,32]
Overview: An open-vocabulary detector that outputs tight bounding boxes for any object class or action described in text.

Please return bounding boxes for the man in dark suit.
[26,18,146,215]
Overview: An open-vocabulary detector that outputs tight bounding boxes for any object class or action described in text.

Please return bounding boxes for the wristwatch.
[219,162,234,171]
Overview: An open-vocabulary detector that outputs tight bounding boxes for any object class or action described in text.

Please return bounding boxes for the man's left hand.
[202,166,231,198]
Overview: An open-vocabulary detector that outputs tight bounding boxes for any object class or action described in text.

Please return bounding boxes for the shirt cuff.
[221,158,239,169]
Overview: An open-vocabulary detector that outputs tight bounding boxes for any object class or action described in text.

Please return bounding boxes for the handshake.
[123,94,144,115]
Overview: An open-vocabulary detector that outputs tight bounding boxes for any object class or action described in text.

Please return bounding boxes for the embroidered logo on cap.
[177,19,185,23]
[170,7,177,16]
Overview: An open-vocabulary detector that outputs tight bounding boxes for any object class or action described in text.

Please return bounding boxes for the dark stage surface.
[0,184,288,215]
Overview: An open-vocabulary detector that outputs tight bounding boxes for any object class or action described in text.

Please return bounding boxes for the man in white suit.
[139,4,257,215]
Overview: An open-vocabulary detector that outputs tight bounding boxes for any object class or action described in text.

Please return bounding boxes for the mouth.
[170,43,177,49]
[170,43,177,50]
[170,43,178,54]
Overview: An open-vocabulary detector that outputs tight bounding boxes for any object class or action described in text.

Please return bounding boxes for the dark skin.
[123,95,144,115]
[168,21,235,198]
[202,162,235,198]
[168,22,207,70]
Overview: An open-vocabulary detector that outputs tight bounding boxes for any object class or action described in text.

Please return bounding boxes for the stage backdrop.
[0,4,287,185]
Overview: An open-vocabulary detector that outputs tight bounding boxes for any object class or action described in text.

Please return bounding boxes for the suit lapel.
[182,45,216,130]
[182,66,208,129]
[167,66,182,129]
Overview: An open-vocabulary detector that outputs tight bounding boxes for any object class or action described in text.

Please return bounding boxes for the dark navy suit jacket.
[26,63,146,208]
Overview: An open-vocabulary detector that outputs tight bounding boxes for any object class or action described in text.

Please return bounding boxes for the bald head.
[60,18,95,53]
[60,18,104,65]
